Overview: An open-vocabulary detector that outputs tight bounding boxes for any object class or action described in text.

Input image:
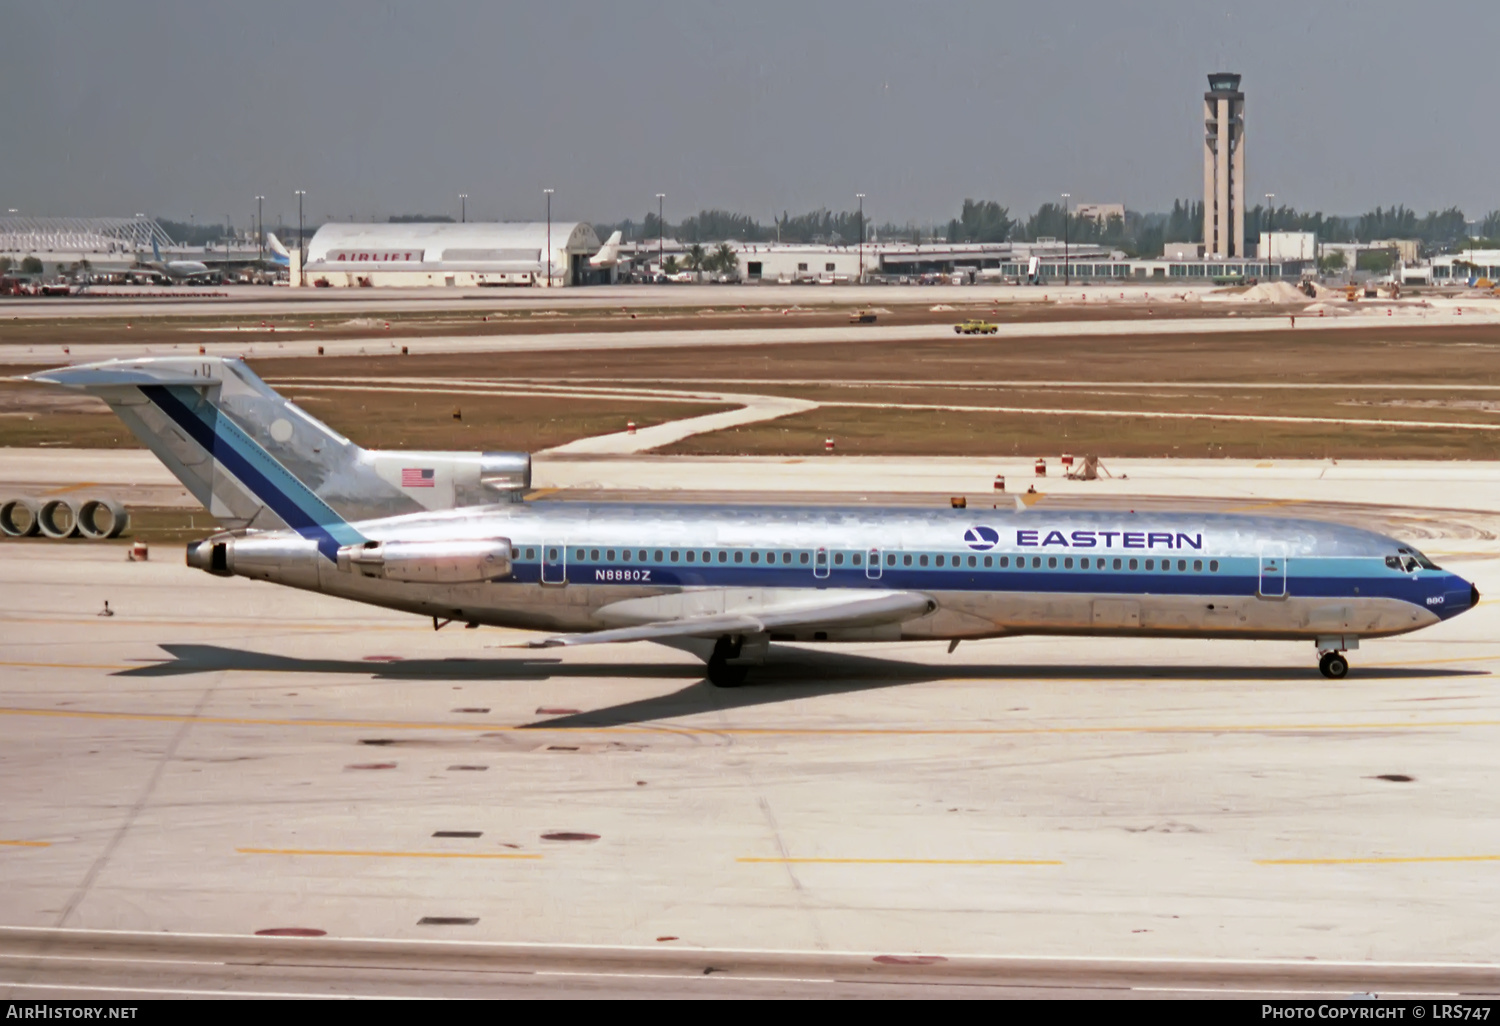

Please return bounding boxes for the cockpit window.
[1390,550,1438,572]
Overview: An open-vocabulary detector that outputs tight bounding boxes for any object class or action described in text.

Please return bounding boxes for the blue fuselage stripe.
[140,385,361,559]
[505,558,1467,615]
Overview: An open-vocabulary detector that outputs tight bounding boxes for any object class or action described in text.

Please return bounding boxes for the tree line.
[597,200,1500,257]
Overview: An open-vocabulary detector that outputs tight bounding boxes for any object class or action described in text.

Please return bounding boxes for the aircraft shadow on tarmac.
[114,642,1485,729]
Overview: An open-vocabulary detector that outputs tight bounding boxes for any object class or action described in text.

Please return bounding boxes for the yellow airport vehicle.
[954,319,999,335]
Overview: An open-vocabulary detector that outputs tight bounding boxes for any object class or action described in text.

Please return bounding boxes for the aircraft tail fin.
[151,237,163,264]
[589,230,623,268]
[24,357,369,554]
[265,232,291,267]
[25,356,533,543]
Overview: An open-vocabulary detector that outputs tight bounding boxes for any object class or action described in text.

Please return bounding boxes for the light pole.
[294,190,306,287]
[544,188,554,288]
[459,193,467,224]
[856,193,865,284]
[255,196,264,266]
[1061,193,1070,286]
[1468,220,1478,284]
[656,193,665,279]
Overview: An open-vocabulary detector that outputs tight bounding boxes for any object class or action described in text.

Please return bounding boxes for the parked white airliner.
[27,357,1477,686]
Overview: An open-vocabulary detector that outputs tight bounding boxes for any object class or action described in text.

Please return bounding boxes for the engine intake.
[336,538,513,583]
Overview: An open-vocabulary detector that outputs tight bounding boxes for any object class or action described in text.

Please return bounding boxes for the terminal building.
[299,222,611,287]
[722,240,1301,284]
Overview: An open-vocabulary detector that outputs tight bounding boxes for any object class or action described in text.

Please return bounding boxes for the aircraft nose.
[1438,577,1479,619]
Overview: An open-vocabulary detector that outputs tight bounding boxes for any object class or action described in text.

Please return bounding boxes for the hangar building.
[300,221,608,287]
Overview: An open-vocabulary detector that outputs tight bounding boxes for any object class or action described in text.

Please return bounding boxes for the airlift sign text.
[1016,529,1204,550]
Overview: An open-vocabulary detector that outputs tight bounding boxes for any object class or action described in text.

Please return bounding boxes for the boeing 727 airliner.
[27,357,1477,686]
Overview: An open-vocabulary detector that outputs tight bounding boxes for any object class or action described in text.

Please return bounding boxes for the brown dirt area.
[0,375,729,451]
[6,321,1500,459]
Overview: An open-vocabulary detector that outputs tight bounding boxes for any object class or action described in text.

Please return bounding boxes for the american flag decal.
[401,468,435,488]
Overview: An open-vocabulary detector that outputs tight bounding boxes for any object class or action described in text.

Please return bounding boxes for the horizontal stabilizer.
[24,361,227,389]
[525,590,933,648]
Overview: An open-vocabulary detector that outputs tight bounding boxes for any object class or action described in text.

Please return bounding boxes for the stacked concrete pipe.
[0,496,130,540]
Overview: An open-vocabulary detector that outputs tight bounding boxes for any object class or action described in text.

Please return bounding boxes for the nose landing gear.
[1315,635,1357,679]
[1319,651,1349,679]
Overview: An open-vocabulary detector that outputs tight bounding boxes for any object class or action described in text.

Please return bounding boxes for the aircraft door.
[541,544,567,586]
[813,547,830,580]
[866,547,882,580]
[1258,552,1287,599]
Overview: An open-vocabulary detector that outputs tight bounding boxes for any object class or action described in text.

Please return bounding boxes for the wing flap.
[525,590,933,648]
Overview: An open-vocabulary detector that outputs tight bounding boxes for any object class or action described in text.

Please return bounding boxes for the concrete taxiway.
[4,453,1500,996]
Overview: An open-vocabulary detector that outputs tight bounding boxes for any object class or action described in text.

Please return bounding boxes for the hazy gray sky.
[4,1,1496,228]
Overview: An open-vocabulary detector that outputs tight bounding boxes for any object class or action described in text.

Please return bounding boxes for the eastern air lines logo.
[964,526,1000,550]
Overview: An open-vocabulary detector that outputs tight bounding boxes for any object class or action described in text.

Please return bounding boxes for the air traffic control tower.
[1202,72,1246,258]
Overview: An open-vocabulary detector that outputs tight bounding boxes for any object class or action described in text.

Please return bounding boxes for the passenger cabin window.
[919,555,929,567]
[834,553,844,566]
[606,549,615,560]
[703,551,712,563]
[800,553,810,565]
[734,552,744,563]
[852,553,862,566]
[1113,558,1122,570]
[887,554,897,566]
[904,555,913,566]
[670,551,679,562]
[1193,560,1203,572]
[654,550,664,562]
[638,549,648,561]
[1144,559,1153,570]
[718,551,728,563]
[935,555,944,567]
[983,556,992,567]
[750,552,760,564]
[969,555,977,568]
[1064,557,1073,569]
[591,549,600,561]
[1048,557,1057,569]
[1209,560,1219,572]
[685,551,694,562]
[1128,559,1138,570]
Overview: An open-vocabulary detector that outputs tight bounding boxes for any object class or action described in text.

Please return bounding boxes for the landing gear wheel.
[706,660,749,688]
[1319,652,1349,679]
[706,635,750,688]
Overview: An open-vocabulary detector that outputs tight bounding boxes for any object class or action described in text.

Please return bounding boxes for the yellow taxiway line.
[3,704,1500,738]
[236,847,541,860]
[1257,854,1500,866]
[737,856,1061,866]
[0,841,51,848]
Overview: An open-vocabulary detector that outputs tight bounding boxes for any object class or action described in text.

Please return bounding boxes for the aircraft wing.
[525,589,933,648]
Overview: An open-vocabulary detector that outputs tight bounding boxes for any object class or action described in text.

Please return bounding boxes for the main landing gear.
[1319,651,1349,679]
[707,635,749,688]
